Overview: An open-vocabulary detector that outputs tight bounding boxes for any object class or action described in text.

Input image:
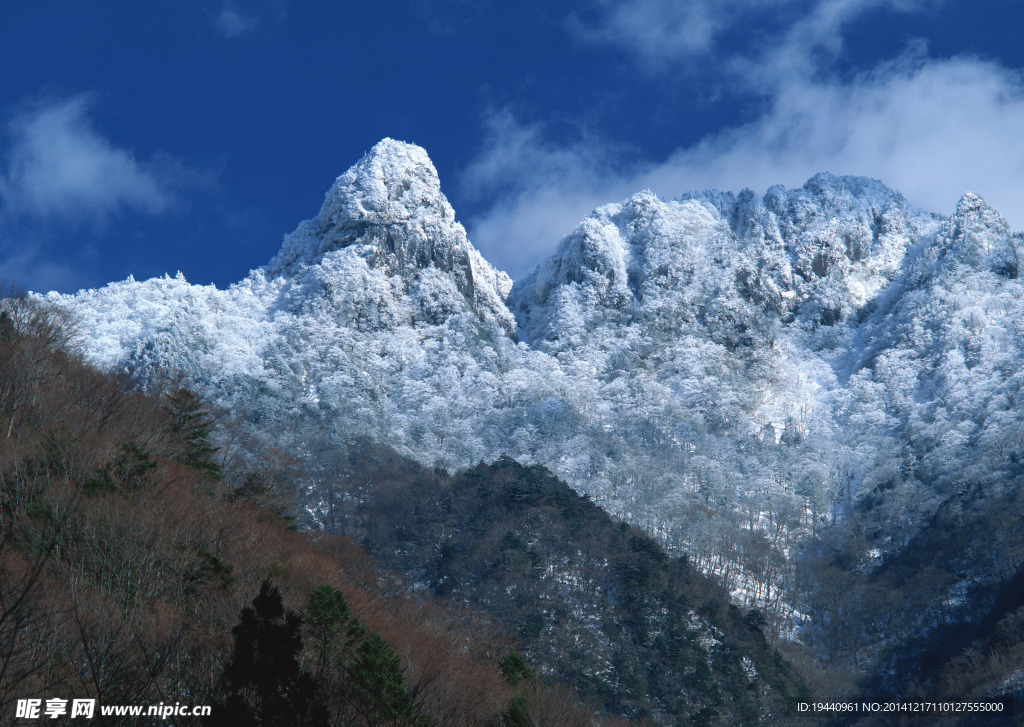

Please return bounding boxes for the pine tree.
[347,631,428,726]
[165,387,223,479]
[215,581,328,726]
[305,584,365,681]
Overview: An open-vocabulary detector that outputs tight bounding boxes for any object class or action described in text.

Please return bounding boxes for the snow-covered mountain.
[47,139,1024,644]
[54,140,526,464]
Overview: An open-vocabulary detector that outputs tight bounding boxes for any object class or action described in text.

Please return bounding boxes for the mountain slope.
[0,295,537,726]
[311,444,809,724]
[42,140,1024,709]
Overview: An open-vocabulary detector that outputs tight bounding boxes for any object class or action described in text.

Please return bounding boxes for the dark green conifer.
[165,387,223,478]
[305,584,365,680]
[215,581,328,726]
[347,631,429,726]
[0,309,13,341]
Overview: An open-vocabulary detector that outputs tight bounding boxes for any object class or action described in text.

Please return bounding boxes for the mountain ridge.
[43,137,1022,524]
[39,141,1024,702]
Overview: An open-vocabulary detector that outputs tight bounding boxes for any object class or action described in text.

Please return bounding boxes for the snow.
[41,139,1024,637]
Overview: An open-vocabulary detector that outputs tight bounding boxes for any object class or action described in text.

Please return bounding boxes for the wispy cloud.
[745,0,944,87]
[0,94,213,293]
[0,247,91,294]
[647,53,1024,221]
[412,0,492,35]
[571,0,940,76]
[210,0,289,39]
[460,111,638,278]
[0,95,177,223]
[569,0,797,71]
[212,2,262,39]
[463,53,1024,279]
[0,94,175,222]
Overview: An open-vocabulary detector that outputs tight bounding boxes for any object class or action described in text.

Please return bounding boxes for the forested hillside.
[39,138,1024,723]
[303,444,808,724]
[0,293,637,726]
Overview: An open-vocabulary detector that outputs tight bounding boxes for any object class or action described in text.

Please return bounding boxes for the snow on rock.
[940,192,1019,276]
[267,138,514,333]
[38,140,1024,629]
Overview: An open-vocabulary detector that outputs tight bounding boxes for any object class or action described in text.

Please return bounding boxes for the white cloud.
[570,0,729,66]
[213,3,261,38]
[461,0,1017,280]
[462,54,1024,280]
[460,112,640,279]
[0,95,174,222]
[210,1,288,39]
[746,0,943,87]
[569,0,813,71]
[573,0,942,78]
[0,247,88,295]
[652,54,1024,215]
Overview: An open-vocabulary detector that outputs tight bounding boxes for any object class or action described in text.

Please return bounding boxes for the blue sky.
[2,0,1024,293]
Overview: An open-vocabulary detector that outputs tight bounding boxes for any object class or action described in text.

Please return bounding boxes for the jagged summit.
[510,173,947,346]
[800,171,900,199]
[268,138,465,275]
[264,139,514,331]
[940,191,1019,276]
[317,138,444,225]
[955,191,989,216]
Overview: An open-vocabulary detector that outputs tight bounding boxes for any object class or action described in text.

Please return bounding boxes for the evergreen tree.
[497,651,533,687]
[165,387,223,479]
[499,695,533,727]
[497,652,536,727]
[215,581,328,727]
[347,631,428,726]
[0,309,13,341]
[305,584,365,681]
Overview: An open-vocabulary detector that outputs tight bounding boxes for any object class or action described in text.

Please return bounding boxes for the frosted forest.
[43,139,1024,720]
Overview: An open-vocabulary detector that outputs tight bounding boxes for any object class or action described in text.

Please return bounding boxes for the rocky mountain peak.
[263,139,514,331]
[955,191,988,217]
[315,138,448,233]
[268,139,466,276]
[942,191,1018,276]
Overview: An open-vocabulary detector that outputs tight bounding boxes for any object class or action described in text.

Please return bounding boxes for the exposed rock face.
[266,138,513,331]
[941,192,1019,276]
[510,173,941,349]
[509,174,942,358]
